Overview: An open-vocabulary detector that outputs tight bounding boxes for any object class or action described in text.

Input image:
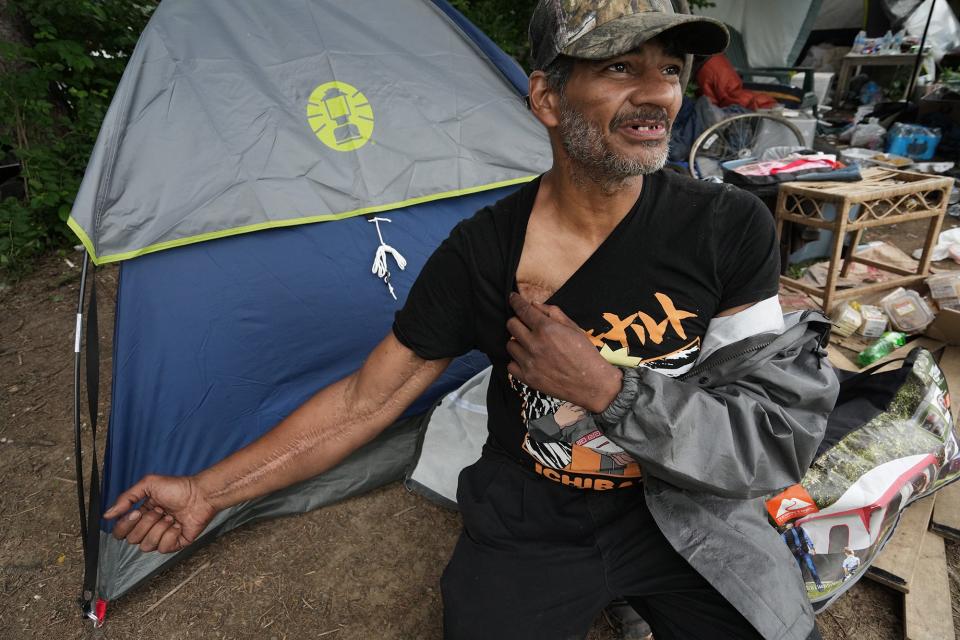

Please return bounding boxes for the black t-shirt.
[393,170,780,490]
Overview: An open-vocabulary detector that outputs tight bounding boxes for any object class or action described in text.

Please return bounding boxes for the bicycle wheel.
[688,113,806,179]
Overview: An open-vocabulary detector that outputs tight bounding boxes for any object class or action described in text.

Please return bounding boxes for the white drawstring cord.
[369,217,407,300]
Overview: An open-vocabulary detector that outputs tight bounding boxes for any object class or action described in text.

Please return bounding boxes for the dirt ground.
[1,218,959,640]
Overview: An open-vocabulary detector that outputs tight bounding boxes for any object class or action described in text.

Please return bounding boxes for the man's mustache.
[610,106,671,131]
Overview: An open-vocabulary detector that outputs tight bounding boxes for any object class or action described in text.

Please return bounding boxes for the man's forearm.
[193,338,449,511]
[193,374,369,510]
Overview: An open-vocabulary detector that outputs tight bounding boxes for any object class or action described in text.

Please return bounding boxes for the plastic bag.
[850,118,887,150]
[903,0,960,61]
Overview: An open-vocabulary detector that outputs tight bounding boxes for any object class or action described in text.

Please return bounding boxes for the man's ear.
[528,71,561,128]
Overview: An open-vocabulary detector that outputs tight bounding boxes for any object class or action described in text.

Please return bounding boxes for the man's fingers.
[124,509,165,545]
[509,292,548,328]
[506,317,533,344]
[505,336,529,366]
[535,302,580,330]
[103,482,150,519]
[139,515,175,553]
[507,360,525,383]
[157,524,185,554]
[111,508,143,539]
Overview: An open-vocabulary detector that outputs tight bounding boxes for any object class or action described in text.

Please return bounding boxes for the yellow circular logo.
[306,81,374,152]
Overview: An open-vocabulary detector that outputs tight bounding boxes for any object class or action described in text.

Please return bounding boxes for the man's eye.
[663,65,682,76]
[607,62,628,73]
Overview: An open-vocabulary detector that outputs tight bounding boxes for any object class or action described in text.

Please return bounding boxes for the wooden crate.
[776,168,951,313]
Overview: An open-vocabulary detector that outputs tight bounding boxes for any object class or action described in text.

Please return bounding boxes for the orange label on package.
[765,484,819,526]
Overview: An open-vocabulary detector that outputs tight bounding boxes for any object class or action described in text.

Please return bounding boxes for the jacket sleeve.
[596,331,839,499]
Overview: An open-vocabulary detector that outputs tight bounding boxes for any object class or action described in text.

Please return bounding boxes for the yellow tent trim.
[69,176,538,265]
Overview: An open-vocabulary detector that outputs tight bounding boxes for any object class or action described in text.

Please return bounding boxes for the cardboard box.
[925,308,960,345]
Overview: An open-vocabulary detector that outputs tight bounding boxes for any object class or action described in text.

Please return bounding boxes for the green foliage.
[0,0,157,274]
[449,0,538,65]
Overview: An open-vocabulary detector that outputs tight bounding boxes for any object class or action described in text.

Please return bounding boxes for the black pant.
[441,456,782,640]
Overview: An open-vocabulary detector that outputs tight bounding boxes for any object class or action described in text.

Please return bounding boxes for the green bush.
[0,0,157,275]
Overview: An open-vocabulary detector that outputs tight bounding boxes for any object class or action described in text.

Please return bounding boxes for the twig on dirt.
[139,561,211,618]
[22,439,56,448]
[17,353,22,366]
[10,319,24,334]
[4,504,41,518]
[392,505,417,518]
[257,604,275,625]
[23,400,47,413]
[826,610,848,638]
[301,597,315,610]
[317,627,343,637]
[53,477,77,484]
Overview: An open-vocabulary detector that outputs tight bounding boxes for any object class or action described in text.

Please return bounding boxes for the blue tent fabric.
[100,189,508,530]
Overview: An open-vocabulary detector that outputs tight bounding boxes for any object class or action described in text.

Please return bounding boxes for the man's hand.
[104,475,217,553]
[506,292,622,414]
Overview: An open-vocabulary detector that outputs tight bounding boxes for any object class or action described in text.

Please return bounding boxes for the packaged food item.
[857,331,907,367]
[831,302,862,337]
[926,272,960,300]
[857,305,888,338]
[886,123,942,161]
[880,288,936,333]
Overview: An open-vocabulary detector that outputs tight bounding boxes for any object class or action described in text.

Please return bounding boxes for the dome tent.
[67,0,550,624]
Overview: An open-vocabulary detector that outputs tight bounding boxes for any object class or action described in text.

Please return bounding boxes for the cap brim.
[562,13,729,60]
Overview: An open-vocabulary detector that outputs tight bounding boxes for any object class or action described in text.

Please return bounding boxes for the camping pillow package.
[765,348,960,610]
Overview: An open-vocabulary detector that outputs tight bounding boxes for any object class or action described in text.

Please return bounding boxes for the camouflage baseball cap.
[530,0,729,70]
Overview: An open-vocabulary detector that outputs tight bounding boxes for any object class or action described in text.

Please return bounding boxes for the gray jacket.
[597,310,839,640]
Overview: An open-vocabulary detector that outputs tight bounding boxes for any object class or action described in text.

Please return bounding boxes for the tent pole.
[73,251,90,544]
[905,0,937,103]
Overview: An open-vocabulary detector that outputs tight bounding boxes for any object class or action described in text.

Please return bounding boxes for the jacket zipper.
[679,340,773,382]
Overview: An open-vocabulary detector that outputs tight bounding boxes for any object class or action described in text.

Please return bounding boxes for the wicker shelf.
[776,168,952,313]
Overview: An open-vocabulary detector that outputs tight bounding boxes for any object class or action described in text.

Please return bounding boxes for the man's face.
[555,39,683,182]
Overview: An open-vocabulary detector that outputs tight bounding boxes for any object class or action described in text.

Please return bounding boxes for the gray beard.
[558,97,669,192]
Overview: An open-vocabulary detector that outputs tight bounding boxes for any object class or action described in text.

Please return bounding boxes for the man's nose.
[626,70,680,111]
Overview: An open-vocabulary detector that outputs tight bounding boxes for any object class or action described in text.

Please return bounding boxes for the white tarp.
[695,0,819,67]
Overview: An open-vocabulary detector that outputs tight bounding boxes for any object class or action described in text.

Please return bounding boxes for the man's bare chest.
[514,219,603,305]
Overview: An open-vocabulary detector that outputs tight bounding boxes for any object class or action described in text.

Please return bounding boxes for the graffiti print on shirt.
[511,292,699,488]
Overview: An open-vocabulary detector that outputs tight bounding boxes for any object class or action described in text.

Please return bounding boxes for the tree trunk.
[0,0,31,75]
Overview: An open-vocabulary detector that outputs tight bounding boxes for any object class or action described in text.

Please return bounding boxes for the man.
[782,521,825,592]
[105,2,834,638]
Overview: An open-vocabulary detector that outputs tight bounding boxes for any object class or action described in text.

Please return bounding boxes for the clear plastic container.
[926,272,960,300]
[939,298,960,312]
[880,288,936,333]
[857,305,889,338]
[831,302,862,338]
